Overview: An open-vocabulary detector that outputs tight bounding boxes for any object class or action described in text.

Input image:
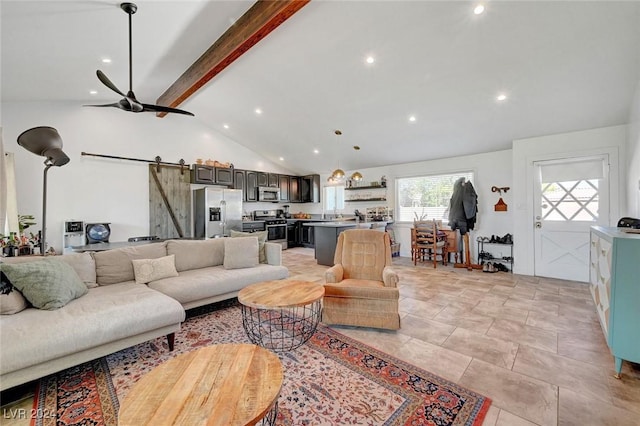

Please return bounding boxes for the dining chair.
[412,220,448,268]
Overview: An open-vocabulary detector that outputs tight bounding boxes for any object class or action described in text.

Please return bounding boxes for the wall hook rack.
[81,152,187,174]
[491,186,510,195]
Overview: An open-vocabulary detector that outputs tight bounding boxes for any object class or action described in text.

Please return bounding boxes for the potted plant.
[18,214,36,236]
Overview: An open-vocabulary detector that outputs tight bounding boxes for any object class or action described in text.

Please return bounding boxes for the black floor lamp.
[17,126,70,255]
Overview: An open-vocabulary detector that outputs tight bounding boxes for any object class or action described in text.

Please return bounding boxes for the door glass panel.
[540,179,599,222]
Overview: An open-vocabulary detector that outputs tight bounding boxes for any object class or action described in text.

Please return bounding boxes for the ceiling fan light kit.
[84,2,194,116]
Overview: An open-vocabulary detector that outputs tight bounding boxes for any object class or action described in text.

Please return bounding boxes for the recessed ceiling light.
[279,157,284,161]
[223,124,229,129]
[101,58,112,64]
[366,56,375,64]
[313,149,319,154]
[496,94,507,101]
[255,108,262,115]
[409,115,417,122]
[89,90,98,95]
[474,4,485,15]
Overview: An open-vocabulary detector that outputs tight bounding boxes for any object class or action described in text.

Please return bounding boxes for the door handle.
[535,222,542,229]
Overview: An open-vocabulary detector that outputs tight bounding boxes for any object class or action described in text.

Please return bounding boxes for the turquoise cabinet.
[589,226,640,377]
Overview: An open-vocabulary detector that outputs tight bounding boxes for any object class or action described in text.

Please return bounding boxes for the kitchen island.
[304,221,389,266]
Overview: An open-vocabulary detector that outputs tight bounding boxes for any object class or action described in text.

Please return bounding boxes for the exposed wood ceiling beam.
[155,0,310,117]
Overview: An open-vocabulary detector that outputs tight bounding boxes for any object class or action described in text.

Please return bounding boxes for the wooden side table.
[238,280,324,352]
[118,344,283,426]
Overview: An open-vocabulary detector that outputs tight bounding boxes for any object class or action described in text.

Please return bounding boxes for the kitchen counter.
[303,221,389,228]
[304,221,390,266]
[72,240,163,252]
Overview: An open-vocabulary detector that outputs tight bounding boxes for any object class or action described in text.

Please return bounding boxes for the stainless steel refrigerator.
[193,188,243,238]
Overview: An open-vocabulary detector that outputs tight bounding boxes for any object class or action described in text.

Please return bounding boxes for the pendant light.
[330,130,345,181]
[350,145,362,181]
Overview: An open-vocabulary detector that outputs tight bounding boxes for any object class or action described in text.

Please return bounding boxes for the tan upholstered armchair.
[323,229,400,330]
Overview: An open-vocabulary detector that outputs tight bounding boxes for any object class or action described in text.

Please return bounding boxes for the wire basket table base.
[241,301,322,352]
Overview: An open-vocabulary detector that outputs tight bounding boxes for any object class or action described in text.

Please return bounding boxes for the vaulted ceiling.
[2,1,640,175]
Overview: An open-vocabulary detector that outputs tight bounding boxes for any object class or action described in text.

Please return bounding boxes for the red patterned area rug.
[34,302,491,426]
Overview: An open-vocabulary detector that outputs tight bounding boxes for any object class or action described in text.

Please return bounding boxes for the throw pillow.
[131,254,179,284]
[223,237,259,269]
[0,271,29,315]
[230,230,267,264]
[2,259,88,310]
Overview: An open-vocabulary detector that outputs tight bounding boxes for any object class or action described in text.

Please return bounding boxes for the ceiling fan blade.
[96,70,127,97]
[83,102,122,108]
[141,103,195,116]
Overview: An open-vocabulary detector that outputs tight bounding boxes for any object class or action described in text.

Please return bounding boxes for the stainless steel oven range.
[254,210,287,249]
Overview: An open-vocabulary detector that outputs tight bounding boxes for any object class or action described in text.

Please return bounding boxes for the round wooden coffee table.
[238,280,324,352]
[118,344,283,426]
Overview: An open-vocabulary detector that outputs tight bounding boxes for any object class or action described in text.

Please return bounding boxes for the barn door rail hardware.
[81,151,187,174]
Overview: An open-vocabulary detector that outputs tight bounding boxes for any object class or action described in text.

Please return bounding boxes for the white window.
[396,171,473,222]
[324,185,345,213]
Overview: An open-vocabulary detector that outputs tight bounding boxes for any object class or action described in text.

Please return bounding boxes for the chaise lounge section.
[0,237,288,390]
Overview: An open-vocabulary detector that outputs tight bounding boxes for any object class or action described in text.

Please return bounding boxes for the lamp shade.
[351,171,363,181]
[17,126,70,166]
[331,168,345,180]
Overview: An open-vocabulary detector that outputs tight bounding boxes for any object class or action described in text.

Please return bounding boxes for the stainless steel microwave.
[258,186,280,202]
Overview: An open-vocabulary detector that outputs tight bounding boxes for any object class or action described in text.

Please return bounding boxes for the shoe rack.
[477,237,513,273]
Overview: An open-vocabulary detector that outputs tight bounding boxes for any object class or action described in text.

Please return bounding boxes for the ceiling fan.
[85,2,194,116]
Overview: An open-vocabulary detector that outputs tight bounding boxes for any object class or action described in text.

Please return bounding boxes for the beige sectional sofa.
[0,238,288,391]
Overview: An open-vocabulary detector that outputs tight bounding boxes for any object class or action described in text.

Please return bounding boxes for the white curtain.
[0,129,19,235]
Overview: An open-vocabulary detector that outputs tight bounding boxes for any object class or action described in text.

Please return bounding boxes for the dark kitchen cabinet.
[279,175,290,202]
[287,221,298,247]
[268,173,279,187]
[191,164,215,184]
[257,172,268,187]
[191,164,234,186]
[233,169,246,200]
[246,171,258,202]
[215,167,234,186]
[289,176,301,203]
[301,223,314,248]
[301,174,321,203]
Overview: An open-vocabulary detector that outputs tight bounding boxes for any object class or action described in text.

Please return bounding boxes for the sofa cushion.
[223,237,258,269]
[0,283,185,375]
[147,264,289,305]
[59,252,98,288]
[132,255,179,284]
[2,259,88,310]
[93,242,167,285]
[1,253,97,288]
[230,230,267,263]
[166,239,225,271]
[0,271,28,315]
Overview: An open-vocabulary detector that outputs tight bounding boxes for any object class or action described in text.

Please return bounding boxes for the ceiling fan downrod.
[121,2,137,94]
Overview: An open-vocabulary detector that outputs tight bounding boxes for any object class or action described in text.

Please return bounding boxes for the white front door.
[533,156,609,282]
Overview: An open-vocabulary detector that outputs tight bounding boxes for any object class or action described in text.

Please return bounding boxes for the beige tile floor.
[2,248,639,425]
[283,248,640,426]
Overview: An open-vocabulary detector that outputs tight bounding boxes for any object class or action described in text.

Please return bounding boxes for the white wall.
[2,101,295,252]
[627,80,640,217]
[512,125,627,276]
[309,149,514,260]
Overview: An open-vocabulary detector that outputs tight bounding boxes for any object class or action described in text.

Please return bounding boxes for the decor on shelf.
[84,2,194,116]
[491,185,510,212]
[17,126,70,255]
